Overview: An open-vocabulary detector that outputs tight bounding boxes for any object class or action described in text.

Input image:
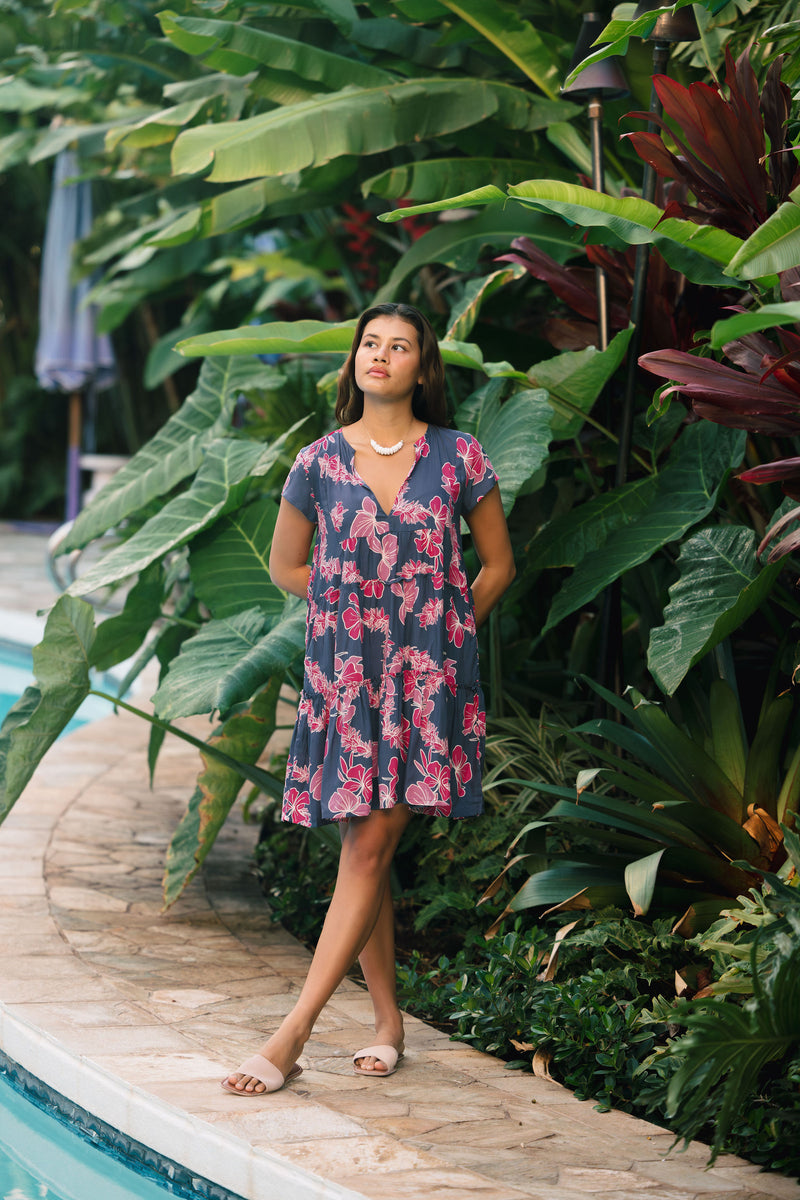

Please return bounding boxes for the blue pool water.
[0,647,188,1200]
[0,1074,186,1200]
[0,641,117,734]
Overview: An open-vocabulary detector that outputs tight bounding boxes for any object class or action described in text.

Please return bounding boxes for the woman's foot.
[224,1022,309,1095]
[353,1018,404,1075]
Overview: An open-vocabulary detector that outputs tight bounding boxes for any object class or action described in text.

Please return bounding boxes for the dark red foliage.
[640,270,800,559]
[341,203,379,291]
[497,235,735,354]
[622,49,800,238]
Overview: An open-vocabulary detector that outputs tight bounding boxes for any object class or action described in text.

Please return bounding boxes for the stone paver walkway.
[1,523,799,1200]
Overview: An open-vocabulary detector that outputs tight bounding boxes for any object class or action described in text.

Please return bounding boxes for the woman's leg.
[353,876,404,1073]
[226,802,411,1093]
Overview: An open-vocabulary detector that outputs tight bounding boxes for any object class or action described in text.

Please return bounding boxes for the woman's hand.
[269,498,316,598]
[464,485,516,627]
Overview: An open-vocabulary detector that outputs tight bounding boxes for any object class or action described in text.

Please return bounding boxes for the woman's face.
[354,317,422,406]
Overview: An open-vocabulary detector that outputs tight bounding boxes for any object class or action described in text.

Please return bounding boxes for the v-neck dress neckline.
[337,428,428,518]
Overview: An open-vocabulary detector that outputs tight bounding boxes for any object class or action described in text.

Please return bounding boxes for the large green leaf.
[439,0,562,99]
[189,495,284,619]
[172,78,504,183]
[624,849,666,916]
[457,385,553,515]
[528,476,659,570]
[90,563,166,672]
[66,438,265,597]
[105,97,213,152]
[378,184,508,221]
[648,528,783,696]
[725,189,800,280]
[177,319,532,383]
[375,206,579,302]
[381,181,740,285]
[530,327,635,438]
[0,597,95,821]
[543,425,746,634]
[159,10,392,89]
[445,266,526,342]
[178,319,356,358]
[62,356,274,551]
[363,158,544,202]
[561,3,700,88]
[162,677,283,909]
[507,181,743,288]
[87,242,210,332]
[152,603,306,720]
[709,302,800,348]
[666,949,800,1161]
[437,339,530,383]
[149,159,358,247]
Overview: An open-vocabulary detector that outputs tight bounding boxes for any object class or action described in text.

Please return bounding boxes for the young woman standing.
[223,303,515,1094]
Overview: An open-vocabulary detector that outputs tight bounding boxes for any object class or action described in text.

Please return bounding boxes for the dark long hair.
[335,303,447,426]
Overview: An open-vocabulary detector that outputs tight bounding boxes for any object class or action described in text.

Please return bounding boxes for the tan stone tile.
[51,1023,197,1056]
[333,1166,532,1199]
[216,1102,368,1145]
[273,1132,441,1174]
[1,977,126,1003]
[5,999,154,1032]
[49,885,130,912]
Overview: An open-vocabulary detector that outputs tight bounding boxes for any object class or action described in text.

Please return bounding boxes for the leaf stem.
[90,690,284,798]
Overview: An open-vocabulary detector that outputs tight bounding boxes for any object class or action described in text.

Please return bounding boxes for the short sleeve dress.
[280,424,498,827]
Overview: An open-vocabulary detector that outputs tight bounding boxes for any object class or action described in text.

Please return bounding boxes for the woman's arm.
[464,484,516,628]
[269,497,316,598]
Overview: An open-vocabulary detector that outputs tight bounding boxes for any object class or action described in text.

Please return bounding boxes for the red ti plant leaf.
[641,314,800,560]
[639,347,800,436]
[499,236,733,354]
[622,48,800,238]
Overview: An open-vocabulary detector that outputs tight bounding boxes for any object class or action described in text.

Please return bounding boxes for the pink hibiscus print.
[462,695,485,740]
[428,495,450,531]
[335,653,364,690]
[329,787,372,818]
[390,579,419,623]
[441,462,460,503]
[420,598,443,628]
[415,528,442,559]
[377,532,398,582]
[451,745,473,797]
[446,603,466,647]
[349,497,389,551]
[330,501,346,531]
[406,780,439,808]
[342,593,363,639]
[282,787,311,826]
[457,435,488,483]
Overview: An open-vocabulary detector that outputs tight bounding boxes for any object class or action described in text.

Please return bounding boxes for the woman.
[223,302,515,1095]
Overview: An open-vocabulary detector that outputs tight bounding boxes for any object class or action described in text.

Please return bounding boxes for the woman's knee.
[339,806,410,875]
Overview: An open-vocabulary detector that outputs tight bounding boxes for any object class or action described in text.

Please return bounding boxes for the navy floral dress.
[280,424,497,827]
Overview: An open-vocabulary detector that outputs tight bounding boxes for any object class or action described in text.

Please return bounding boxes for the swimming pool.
[0,1066,233,1200]
[0,646,199,1200]
[0,640,118,733]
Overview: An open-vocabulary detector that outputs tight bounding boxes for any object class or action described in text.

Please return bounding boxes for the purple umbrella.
[35,149,116,521]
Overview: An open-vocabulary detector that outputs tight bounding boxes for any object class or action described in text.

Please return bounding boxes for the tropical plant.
[658,828,800,1164]
[483,662,800,930]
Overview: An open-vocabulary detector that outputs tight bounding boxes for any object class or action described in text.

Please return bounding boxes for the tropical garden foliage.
[2,0,800,1173]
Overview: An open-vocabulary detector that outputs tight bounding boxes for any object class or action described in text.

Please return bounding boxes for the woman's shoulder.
[291,430,341,467]
[428,425,486,455]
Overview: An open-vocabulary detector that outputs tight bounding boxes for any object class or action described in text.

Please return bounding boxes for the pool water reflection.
[0,641,117,735]
[0,1074,182,1200]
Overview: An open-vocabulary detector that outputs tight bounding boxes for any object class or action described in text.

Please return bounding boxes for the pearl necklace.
[370,437,404,456]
